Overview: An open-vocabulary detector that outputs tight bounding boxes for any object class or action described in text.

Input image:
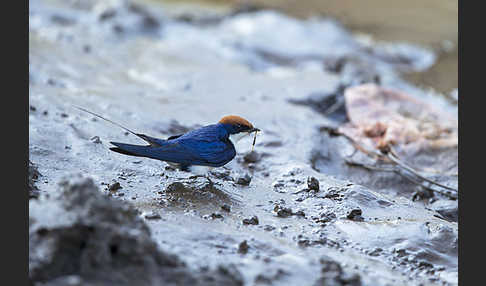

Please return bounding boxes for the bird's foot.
[188,174,214,187]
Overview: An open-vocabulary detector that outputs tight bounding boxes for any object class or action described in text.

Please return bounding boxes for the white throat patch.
[229,132,250,145]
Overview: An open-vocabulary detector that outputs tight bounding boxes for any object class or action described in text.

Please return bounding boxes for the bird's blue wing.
[110,124,235,167]
[155,138,236,167]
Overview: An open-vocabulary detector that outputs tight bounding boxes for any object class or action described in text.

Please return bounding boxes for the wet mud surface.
[29,0,458,285]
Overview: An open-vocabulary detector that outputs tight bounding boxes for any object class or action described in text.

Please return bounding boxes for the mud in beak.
[250,128,260,152]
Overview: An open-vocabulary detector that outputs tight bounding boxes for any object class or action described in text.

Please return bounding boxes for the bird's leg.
[185,165,216,186]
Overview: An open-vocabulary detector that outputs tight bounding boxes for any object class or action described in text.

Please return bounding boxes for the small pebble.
[236,174,251,186]
[347,209,364,221]
[211,213,223,219]
[238,240,249,254]
[307,177,320,191]
[274,205,292,218]
[144,211,161,220]
[90,136,102,144]
[242,216,259,225]
[108,182,122,193]
[221,204,231,212]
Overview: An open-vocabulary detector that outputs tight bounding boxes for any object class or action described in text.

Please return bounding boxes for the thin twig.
[344,159,396,172]
[395,169,458,199]
[323,96,345,116]
[386,151,458,193]
[321,125,458,197]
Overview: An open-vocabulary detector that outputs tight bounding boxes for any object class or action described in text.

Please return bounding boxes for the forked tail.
[74,105,162,147]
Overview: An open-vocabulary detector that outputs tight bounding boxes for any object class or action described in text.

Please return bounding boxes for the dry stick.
[388,146,458,178]
[395,168,458,199]
[324,126,458,196]
[386,151,458,193]
[344,159,397,172]
[346,158,458,199]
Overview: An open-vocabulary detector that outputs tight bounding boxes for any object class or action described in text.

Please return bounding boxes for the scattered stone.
[347,209,364,221]
[108,182,122,193]
[238,240,249,254]
[143,211,161,220]
[30,105,37,112]
[274,205,293,218]
[242,216,259,225]
[90,136,102,144]
[236,174,251,186]
[221,204,231,212]
[307,177,320,191]
[211,213,224,219]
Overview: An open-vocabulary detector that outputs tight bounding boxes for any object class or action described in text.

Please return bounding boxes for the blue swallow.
[76,107,259,174]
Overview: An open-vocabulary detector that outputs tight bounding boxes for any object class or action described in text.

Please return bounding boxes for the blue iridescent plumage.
[110,123,237,168]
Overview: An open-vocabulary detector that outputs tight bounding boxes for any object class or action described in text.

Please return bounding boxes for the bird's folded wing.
[158,139,235,167]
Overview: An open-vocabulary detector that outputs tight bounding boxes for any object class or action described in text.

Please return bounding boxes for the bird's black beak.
[249,128,260,133]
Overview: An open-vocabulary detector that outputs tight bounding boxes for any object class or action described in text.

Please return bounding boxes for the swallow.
[76,107,260,175]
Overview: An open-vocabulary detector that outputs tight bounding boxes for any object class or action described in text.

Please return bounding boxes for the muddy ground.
[29,0,458,285]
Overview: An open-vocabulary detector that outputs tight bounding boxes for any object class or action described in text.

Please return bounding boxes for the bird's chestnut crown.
[218,115,259,135]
